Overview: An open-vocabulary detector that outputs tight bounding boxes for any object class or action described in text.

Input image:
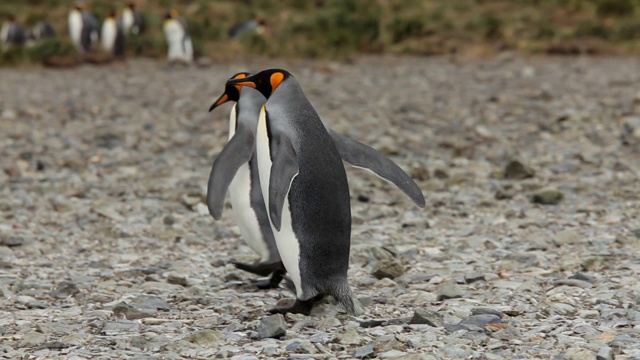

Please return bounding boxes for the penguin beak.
[209,93,230,112]
[227,80,256,89]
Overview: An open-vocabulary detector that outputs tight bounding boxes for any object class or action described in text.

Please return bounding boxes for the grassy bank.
[1,0,640,66]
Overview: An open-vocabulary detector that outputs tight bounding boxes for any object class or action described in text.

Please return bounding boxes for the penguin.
[1,15,27,46]
[224,69,356,315]
[122,2,145,35]
[163,10,193,64]
[68,2,98,53]
[207,73,425,291]
[228,16,266,40]
[101,10,124,57]
[30,22,56,41]
[208,73,286,289]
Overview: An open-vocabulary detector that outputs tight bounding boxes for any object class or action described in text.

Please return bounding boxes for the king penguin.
[122,2,145,35]
[68,2,98,53]
[101,10,124,57]
[226,69,356,315]
[207,73,425,292]
[207,73,286,289]
[1,15,27,46]
[163,10,193,64]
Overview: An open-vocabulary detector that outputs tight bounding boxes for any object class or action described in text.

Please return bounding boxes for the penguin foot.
[254,269,285,290]
[231,260,283,277]
[268,295,325,316]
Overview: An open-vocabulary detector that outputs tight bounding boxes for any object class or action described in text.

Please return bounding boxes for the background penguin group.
[208,69,425,315]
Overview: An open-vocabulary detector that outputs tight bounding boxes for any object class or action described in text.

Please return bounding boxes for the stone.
[410,309,444,327]
[167,273,189,286]
[112,302,154,320]
[504,160,535,180]
[257,314,286,339]
[371,259,405,279]
[532,189,564,205]
[129,295,171,312]
[49,281,79,299]
[379,350,407,359]
[563,348,596,360]
[337,327,362,345]
[458,314,501,331]
[554,229,580,246]
[101,321,141,335]
[547,303,576,316]
[16,295,47,309]
[464,273,486,283]
[20,332,47,347]
[186,330,225,348]
[437,280,464,300]
[553,279,593,289]
[354,344,375,359]
[596,347,613,360]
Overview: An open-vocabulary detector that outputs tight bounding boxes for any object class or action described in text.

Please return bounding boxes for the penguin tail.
[328,280,355,315]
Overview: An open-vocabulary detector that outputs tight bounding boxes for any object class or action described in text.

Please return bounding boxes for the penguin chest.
[122,10,133,32]
[68,12,82,43]
[256,110,302,297]
[101,20,116,51]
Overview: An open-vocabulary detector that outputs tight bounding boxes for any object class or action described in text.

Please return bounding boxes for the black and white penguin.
[207,72,425,292]
[1,15,27,46]
[122,2,145,35]
[68,2,99,53]
[30,22,56,41]
[163,10,193,64]
[226,69,355,315]
[101,10,124,57]
[207,73,286,289]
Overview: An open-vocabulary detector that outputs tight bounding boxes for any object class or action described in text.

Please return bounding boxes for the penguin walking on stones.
[122,2,145,35]
[207,73,425,292]
[68,2,98,53]
[163,10,193,64]
[1,15,27,46]
[225,69,356,315]
[101,10,124,57]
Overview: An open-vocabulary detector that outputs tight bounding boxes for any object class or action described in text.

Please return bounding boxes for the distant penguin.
[228,16,265,40]
[163,10,193,64]
[207,73,424,291]
[1,15,27,45]
[30,22,56,41]
[226,69,355,315]
[68,2,98,53]
[101,10,124,57]
[122,2,145,35]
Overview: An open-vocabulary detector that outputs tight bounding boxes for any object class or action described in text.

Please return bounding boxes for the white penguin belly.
[228,163,270,261]
[101,21,116,52]
[256,109,302,297]
[163,21,184,60]
[68,12,82,49]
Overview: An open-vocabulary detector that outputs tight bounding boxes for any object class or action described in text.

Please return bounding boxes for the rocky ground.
[0,55,639,359]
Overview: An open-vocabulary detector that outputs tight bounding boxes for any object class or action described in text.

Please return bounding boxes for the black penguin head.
[225,69,292,99]
[127,2,136,10]
[208,72,251,112]
[164,11,172,20]
[108,9,116,18]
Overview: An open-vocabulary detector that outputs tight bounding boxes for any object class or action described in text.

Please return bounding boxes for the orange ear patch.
[270,72,284,93]
[233,73,248,80]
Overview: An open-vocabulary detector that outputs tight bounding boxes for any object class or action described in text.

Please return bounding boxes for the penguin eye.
[270,72,284,93]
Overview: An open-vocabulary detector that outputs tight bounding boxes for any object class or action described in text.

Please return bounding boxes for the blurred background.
[2,0,640,67]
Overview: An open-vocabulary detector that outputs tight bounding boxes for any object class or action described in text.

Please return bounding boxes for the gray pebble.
[410,309,444,327]
[596,347,613,360]
[437,280,464,300]
[258,314,286,339]
[353,343,375,359]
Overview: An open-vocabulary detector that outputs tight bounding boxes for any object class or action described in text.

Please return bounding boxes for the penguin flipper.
[207,131,255,219]
[268,136,299,231]
[328,129,426,207]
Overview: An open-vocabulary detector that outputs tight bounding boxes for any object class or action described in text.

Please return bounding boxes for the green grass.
[1,0,640,66]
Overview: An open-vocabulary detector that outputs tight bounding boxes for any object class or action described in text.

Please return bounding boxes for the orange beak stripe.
[215,94,229,106]
[234,81,256,88]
